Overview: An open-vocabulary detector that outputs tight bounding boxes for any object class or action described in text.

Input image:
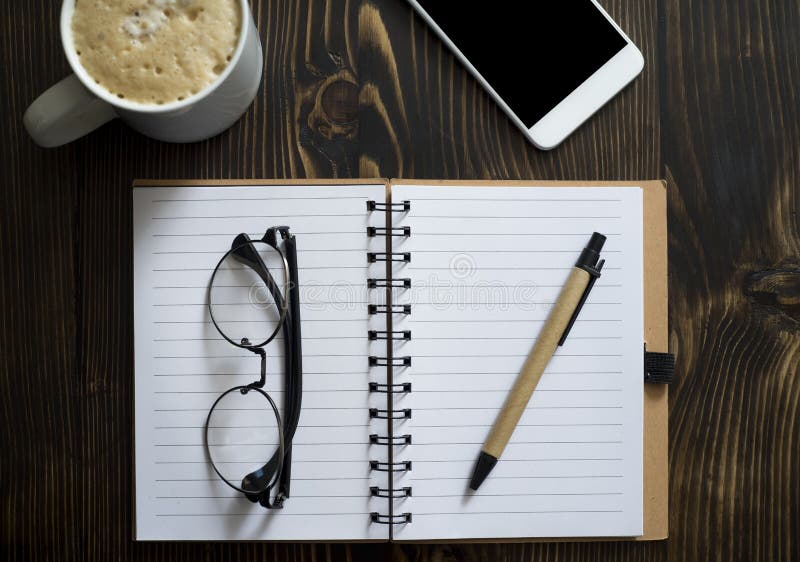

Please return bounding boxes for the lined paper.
[390,185,644,540]
[133,184,388,541]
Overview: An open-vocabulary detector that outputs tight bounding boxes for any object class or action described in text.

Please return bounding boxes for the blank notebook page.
[133,183,387,541]
[390,184,644,540]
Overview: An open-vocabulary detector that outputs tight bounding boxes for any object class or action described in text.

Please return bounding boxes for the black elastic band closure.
[369,382,412,393]
[367,200,411,212]
[371,486,412,498]
[369,356,411,367]
[371,512,412,524]
[368,252,411,263]
[370,433,412,445]
[370,460,412,472]
[367,226,411,237]
[370,408,412,419]
[644,347,675,384]
[368,304,411,315]
[368,278,411,289]
[369,330,411,341]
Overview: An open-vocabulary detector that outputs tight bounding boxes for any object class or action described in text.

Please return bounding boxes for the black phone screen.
[412,1,628,127]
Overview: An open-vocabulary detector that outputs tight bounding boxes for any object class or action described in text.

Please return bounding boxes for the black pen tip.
[469,451,498,491]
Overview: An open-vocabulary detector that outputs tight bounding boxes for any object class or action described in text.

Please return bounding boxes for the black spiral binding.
[371,486,413,498]
[367,226,411,237]
[369,304,412,315]
[370,434,412,445]
[370,408,412,419]
[368,278,411,289]
[369,330,412,341]
[368,252,411,263]
[371,513,412,524]
[367,199,413,530]
[369,356,411,367]
[367,200,411,212]
[370,460,412,471]
[369,382,412,393]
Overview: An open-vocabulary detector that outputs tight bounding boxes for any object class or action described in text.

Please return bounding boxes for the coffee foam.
[72,0,242,105]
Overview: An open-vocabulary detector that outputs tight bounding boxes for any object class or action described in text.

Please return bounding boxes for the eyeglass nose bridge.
[239,340,267,392]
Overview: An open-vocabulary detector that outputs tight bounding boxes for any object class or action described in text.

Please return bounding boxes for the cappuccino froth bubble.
[72,0,242,105]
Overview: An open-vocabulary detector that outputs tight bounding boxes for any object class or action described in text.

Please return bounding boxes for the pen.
[469,232,607,491]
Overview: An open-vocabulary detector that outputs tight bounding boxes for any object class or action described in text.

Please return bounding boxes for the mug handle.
[24,74,117,147]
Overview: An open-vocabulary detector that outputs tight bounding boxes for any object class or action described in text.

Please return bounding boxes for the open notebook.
[133,179,668,542]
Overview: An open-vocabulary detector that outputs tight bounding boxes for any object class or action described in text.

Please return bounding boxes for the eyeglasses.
[204,226,302,509]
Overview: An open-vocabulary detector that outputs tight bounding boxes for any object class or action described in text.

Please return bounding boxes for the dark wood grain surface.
[1,0,798,560]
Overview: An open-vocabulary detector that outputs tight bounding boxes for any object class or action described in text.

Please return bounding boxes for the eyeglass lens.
[208,240,288,348]
[206,387,283,495]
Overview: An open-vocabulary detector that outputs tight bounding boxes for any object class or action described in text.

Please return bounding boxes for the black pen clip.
[558,260,605,346]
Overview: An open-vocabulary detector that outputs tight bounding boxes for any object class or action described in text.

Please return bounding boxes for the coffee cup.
[24,0,263,147]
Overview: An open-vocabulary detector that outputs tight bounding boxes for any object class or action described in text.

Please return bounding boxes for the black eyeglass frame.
[203,226,302,509]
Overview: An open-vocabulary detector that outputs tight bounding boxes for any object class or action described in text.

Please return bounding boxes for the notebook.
[132,179,669,542]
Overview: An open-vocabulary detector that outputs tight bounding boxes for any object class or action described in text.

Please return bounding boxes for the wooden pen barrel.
[483,266,593,458]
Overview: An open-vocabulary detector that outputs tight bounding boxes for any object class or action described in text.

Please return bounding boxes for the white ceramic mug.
[24,0,263,147]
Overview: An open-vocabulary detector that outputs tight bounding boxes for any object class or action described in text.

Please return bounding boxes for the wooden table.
[1,1,798,560]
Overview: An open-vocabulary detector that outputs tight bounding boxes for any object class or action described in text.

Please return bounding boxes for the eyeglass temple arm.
[275,230,302,501]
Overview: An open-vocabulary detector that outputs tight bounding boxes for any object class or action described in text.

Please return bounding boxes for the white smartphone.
[405,0,644,150]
